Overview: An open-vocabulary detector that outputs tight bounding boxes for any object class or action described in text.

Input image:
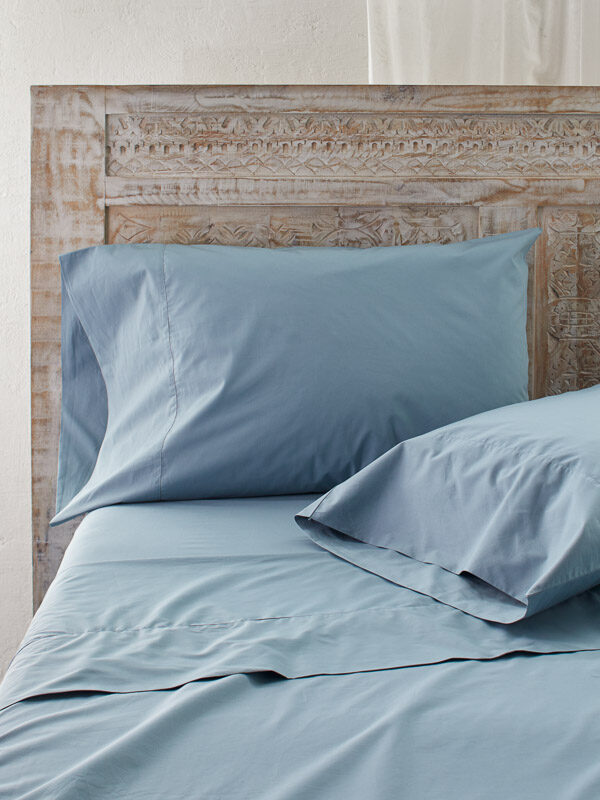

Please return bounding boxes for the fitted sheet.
[2,497,600,798]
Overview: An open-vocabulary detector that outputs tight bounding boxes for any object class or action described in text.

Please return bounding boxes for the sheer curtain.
[368,0,600,84]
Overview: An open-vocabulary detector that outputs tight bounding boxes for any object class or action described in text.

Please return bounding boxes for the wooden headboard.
[31,84,600,607]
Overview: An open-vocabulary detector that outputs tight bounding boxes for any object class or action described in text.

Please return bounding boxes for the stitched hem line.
[20,604,427,649]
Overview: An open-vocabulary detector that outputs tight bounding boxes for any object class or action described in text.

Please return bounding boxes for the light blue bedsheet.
[2,497,600,798]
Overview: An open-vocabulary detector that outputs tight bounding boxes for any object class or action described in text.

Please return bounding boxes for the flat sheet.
[2,497,600,798]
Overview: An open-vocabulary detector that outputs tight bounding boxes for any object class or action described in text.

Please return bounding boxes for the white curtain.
[368,0,600,84]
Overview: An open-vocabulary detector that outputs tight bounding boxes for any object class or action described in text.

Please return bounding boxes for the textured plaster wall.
[0,0,368,676]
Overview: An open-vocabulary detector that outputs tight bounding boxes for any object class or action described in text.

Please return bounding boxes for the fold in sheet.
[4,653,600,799]
[3,496,600,711]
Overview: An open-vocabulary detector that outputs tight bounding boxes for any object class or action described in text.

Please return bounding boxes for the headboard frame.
[31,84,600,607]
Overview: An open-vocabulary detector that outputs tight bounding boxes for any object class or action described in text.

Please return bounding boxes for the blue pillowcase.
[296,385,600,623]
[54,230,540,524]
[56,272,108,512]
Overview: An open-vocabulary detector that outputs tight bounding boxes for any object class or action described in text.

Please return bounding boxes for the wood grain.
[31,86,105,608]
[32,85,600,607]
[105,85,600,114]
[105,177,600,207]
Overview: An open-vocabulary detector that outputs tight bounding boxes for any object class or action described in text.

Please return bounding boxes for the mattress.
[2,496,600,798]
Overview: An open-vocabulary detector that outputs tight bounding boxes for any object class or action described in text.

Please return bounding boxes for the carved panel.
[107,114,600,179]
[541,208,600,394]
[107,205,478,247]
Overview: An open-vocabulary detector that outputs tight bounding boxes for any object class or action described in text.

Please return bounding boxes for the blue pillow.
[296,385,600,623]
[54,230,540,524]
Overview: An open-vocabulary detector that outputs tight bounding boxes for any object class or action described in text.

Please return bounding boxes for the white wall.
[0,0,368,676]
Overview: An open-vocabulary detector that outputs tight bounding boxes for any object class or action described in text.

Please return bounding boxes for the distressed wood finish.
[106,113,600,178]
[31,87,105,609]
[107,205,478,247]
[32,85,600,607]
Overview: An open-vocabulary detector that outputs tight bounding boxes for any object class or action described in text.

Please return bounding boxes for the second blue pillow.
[297,385,600,623]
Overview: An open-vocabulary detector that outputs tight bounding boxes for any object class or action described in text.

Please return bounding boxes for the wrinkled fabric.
[297,385,600,623]
[5,495,600,705]
[54,230,539,523]
[3,654,600,800]
[2,497,600,798]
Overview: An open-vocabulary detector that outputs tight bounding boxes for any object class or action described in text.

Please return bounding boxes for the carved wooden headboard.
[31,84,600,607]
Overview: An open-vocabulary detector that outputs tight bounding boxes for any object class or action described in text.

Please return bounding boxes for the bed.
[2,85,599,798]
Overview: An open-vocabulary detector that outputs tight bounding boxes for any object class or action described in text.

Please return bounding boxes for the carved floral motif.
[106,114,600,178]
[108,206,475,249]
[544,209,600,393]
